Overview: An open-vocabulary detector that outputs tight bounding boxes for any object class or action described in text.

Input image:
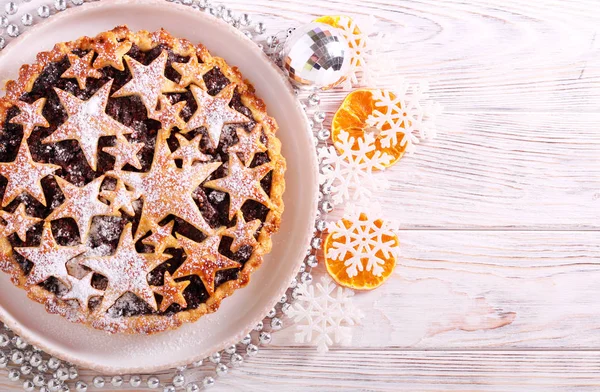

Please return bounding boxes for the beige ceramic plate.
[0,0,317,374]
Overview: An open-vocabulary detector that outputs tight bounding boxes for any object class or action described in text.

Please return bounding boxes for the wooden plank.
[273,230,600,349]
[227,0,600,112]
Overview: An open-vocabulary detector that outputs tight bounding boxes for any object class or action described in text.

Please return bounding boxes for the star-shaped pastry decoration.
[102,134,144,170]
[170,133,211,167]
[222,211,261,253]
[81,224,169,313]
[44,80,134,171]
[61,51,103,90]
[113,51,185,114]
[172,54,212,89]
[100,180,137,216]
[47,176,116,241]
[9,98,49,139]
[117,132,221,239]
[14,222,85,287]
[205,154,273,220]
[229,124,267,166]
[0,141,59,207]
[61,272,104,312]
[187,84,250,148]
[153,271,190,312]
[174,232,240,296]
[141,220,178,255]
[149,95,187,132]
[0,203,42,242]
[91,35,133,71]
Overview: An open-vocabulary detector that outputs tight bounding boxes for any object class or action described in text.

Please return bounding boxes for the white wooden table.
[3,0,600,390]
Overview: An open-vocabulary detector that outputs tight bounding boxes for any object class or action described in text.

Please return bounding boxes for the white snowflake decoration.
[334,15,386,89]
[366,80,442,154]
[327,204,400,279]
[318,130,392,206]
[286,275,364,352]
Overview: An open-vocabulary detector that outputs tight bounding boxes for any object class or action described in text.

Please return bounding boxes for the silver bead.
[163,386,176,392]
[47,379,61,392]
[20,364,32,375]
[270,317,283,330]
[240,13,251,26]
[209,352,221,363]
[59,385,70,392]
[320,200,333,213]
[266,36,278,47]
[299,260,308,272]
[37,362,48,372]
[14,337,28,349]
[289,277,298,288]
[92,376,105,388]
[224,344,236,355]
[71,0,83,5]
[129,376,141,387]
[54,0,66,11]
[29,353,42,367]
[317,128,331,141]
[266,308,277,318]
[301,271,314,283]
[68,367,78,380]
[311,237,322,249]
[259,331,272,345]
[240,334,252,345]
[37,5,50,18]
[316,220,327,232]
[21,13,33,26]
[0,333,8,346]
[0,356,7,368]
[291,287,301,299]
[254,321,263,331]
[23,380,35,391]
[202,376,215,388]
[255,22,266,35]
[172,374,185,387]
[11,350,24,364]
[55,367,69,381]
[281,303,292,315]
[8,368,20,381]
[191,360,203,367]
[5,2,18,15]
[186,383,200,392]
[48,358,60,370]
[111,376,123,387]
[182,0,192,4]
[215,363,228,376]
[33,374,45,386]
[230,353,243,367]
[23,350,33,361]
[197,0,208,9]
[40,387,49,392]
[75,381,87,392]
[306,254,319,268]
[279,295,287,304]
[7,24,19,37]
[308,93,321,107]
[147,376,160,389]
[246,344,259,357]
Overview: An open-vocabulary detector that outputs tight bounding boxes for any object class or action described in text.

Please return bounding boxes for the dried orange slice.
[332,89,406,167]
[324,211,398,290]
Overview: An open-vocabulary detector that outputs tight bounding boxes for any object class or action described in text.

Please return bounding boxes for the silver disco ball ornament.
[282,22,350,89]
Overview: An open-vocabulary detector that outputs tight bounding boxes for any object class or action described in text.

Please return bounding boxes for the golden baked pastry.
[0,26,285,334]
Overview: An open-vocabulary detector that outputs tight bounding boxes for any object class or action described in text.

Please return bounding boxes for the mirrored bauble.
[282,22,350,89]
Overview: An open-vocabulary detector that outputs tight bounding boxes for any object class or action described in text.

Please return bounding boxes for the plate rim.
[0,0,318,373]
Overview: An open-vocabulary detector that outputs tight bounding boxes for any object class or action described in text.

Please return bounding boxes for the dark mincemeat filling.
[0,44,273,316]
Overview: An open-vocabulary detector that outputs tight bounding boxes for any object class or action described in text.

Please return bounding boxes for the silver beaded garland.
[129,375,142,387]
[7,24,19,37]
[202,376,215,388]
[92,376,105,388]
[75,381,87,392]
[215,363,228,376]
[20,12,32,25]
[172,373,185,387]
[186,383,200,392]
[111,375,123,387]
[37,5,50,18]
[54,0,66,11]
[5,2,18,15]
[147,376,160,389]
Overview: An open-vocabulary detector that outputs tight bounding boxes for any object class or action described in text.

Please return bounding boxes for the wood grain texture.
[2,0,600,391]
